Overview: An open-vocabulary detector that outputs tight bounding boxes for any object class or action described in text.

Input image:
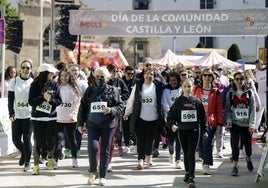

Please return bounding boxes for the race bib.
[142,96,154,105]
[170,94,179,102]
[201,95,208,105]
[36,101,52,114]
[234,108,249,119]
[16,100,29,110]
[60,102,73,109]
[181,110,197,122]
[90,101,107,113]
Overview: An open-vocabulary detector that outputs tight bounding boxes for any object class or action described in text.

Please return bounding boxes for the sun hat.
[38,63,58,73]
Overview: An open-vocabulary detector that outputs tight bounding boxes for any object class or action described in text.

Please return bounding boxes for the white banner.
[69,9,268,36]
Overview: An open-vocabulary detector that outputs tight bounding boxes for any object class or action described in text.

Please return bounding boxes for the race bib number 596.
[181,110,197,122]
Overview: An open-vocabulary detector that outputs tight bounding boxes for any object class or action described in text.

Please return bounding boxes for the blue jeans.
[87,126,115,178]
[199,126,217,166]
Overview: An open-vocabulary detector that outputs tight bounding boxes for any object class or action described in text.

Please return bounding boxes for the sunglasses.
[203,74,213,77]
[145,64,152,67]
[126,72,134,76]
[195,72,201,74]
[21,66,30,70]
[235,77,244,81]
[112,70,118,73]
[217,68,223,71]
[181,74,187,76]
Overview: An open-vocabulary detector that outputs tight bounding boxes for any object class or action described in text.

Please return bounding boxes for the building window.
[134,0,149,10]
[200,0,214,9]
[135,40,148,64]
[109,37,124,50]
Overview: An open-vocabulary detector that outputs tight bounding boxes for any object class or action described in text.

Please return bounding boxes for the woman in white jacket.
[55,68,83,168]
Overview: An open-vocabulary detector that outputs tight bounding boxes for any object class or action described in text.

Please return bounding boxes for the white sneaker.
[175,160,182,169]
[203,165,211,175]
[195,152,202,162]
[169,154,174,164]
[88,172,98,185]
[72,158,78,168]
[239,150,244,159]
[123,147,130,154]
[107,163,113,172]
[99,178,106,186]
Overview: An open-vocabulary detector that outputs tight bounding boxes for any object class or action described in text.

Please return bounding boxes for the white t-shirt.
[8,77,33,119]
[56,84,81,122]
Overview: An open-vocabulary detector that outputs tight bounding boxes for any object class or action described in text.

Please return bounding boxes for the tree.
[55,4,80,50]
[0,0,22,53]
[227,43,242,61]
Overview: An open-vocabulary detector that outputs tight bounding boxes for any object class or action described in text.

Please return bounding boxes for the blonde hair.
[244,69,256,81]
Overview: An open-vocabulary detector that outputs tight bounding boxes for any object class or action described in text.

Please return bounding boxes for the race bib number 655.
[90,101,107,113]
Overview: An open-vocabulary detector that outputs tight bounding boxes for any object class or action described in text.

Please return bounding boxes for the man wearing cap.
[214,63,229,90]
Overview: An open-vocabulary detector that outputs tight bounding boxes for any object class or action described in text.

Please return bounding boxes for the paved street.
[0,132,267,188]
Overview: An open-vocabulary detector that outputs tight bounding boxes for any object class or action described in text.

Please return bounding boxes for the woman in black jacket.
[167,79,207,188]
[28,63,62,175]
[77,67,123,186]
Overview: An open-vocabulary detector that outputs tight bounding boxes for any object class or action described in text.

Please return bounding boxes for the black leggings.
[178,129,200,178]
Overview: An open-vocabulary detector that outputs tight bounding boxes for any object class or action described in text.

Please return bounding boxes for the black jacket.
[77,82,123,129]
[28,80,62,118]
[167,95,207,135]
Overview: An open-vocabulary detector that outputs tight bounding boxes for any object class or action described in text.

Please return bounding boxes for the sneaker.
[46,158,55,170]
[254,173,262,183]
[146,155,153,167]
[169,154,174,164]
[231,167,239,176]
[162,144,168,150]
[107,163,113,172]
[118,147,123,156]
[99,178,106,186]
[23,163,31,172]
[39,157,46,164]
[136,159,144,170]
[175,160,182,169]
[88,172,98,185]
[202,165,210,175]
[32,165,39,175]
[54,161,58,169]
[239,150,244,159]
[59,150,65,160]
[216,152,223,158]
[195,152,202,162]
[152,149,159,158]
[77,150,81,157]
[123,147,130,154]
[19,154,25,166]
[183,173,189,183]
[188,177,195,188]
[247,160,254,171]
[64,149,71,158]
[72,158,78,168]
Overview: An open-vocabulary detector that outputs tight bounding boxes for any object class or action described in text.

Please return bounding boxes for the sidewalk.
[0,133,267,188]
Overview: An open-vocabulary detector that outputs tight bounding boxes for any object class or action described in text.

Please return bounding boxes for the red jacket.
[193,86,224,127]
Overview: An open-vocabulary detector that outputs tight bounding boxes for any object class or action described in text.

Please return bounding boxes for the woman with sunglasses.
[225,72,256,176]
[193,68,224,175]
[8,59,34,172]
